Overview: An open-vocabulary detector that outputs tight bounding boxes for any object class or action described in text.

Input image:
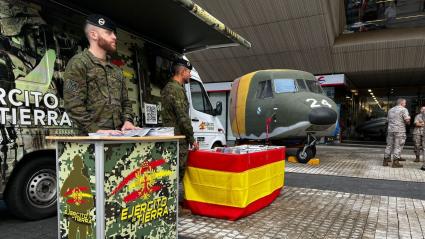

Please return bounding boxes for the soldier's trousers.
[413,134,424,156]
[178,141,189,182]
[384,132,406,159]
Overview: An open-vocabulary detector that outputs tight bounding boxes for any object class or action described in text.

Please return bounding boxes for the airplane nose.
[309,107,337,125]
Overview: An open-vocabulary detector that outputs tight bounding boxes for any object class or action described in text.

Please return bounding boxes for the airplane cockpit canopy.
[269,78,325,95]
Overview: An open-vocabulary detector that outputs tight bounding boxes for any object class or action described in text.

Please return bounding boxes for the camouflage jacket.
[387,105,410,133]
[161,80,195,144]
[413,113,425,135]
[63,49,134,133]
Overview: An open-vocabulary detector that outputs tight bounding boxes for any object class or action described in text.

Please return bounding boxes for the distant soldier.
[64,14,135,135]
[161,58,199,182]
[413,106,425,162]
[384,98,410,167]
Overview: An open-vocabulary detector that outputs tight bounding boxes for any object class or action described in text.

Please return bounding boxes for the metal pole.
[173,0,252,49]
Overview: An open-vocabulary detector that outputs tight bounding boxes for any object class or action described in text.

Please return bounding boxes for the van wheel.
[212,142,222,149]
[296,147,313,164]
[5,156,56,220]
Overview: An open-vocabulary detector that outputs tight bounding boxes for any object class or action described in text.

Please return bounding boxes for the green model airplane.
[229,69,338,163]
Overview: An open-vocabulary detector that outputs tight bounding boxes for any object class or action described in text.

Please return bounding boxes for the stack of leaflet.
[88,127,174,137]
[213,145,283,154]
[147,127,174,136]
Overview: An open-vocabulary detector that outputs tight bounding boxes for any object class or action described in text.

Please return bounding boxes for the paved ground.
[179,187,425,239]
[2,145,425,238]
[286,145,425,182]
[287,173,425,200]
[0,200,56,238]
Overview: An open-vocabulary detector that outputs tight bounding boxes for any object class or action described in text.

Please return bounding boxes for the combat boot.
[398,157,406,161]
[414,155,420,163]
[383,157,390,167]
[392,159,403,168]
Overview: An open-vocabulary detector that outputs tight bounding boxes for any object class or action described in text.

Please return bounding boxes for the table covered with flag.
[183,146,285,220]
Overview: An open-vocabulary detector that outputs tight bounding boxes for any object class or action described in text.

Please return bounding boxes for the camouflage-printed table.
[46,136,184,239]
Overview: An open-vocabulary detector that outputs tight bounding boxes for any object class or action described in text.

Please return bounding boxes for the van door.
[186,80,218,149]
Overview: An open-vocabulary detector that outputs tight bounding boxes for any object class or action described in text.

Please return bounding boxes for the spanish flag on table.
[183,147,285,220]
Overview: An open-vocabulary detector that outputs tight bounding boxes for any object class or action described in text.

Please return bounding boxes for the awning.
[50,0,252,53]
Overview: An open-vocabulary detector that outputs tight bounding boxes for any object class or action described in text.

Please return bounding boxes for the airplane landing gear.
[296,133,317,164]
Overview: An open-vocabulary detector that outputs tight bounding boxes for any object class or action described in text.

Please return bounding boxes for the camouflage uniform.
[413,113,424,161]
[161,80,194,181]
[63,49,134,134]
[384,105,410,165]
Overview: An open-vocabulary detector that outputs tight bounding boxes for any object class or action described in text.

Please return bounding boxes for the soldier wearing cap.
[384,98,410,168]
[161,58,199,183]
[64,14,135,135]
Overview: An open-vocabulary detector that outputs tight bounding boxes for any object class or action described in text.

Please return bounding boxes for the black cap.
[172,58,192,70]
[86,14,116,32]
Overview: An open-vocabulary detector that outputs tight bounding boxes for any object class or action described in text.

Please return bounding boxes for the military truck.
[0,0,250,220]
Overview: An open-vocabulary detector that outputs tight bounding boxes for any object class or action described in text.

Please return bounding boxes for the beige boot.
[383,157,390,167]
[414,155,420,162]
[392,159,403,168]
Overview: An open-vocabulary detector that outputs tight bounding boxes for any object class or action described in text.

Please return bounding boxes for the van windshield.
[273,79,297,93]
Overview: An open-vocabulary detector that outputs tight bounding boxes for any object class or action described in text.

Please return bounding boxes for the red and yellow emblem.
[199,122,206,130]
[110,159,172,203]
[64,186,93,205]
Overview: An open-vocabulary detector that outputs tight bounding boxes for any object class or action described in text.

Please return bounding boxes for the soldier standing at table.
[64,14,135,135]
[384,98,410,168]
[161,58,199,181]
[413,106,425,162]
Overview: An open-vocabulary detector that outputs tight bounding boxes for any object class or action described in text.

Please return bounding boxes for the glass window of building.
[345,0,425,33]
[274,79,297,93]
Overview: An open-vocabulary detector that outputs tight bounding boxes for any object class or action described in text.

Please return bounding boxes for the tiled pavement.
[286,145,425,182]
[179,187,425,239]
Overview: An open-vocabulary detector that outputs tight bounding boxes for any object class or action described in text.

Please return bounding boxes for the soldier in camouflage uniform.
[161,58,199,183]
[413,106,425,162]
[64,14,135,135]
[384,98,411,168]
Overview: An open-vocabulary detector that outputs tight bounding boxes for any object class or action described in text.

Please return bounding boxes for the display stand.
[47,136,184,239]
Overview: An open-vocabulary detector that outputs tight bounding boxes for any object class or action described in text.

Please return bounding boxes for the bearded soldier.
[64,14,135,135]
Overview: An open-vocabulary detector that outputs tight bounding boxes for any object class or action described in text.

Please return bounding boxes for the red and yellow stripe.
[230,71,256,137]
[184,148,285,220]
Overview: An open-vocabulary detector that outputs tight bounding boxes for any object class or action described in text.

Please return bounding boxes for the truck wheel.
[296,147,313,164]
[5,156,56,220]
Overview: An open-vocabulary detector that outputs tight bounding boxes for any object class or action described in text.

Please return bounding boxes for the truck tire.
[5,156,56,220]
[296,147,313,164]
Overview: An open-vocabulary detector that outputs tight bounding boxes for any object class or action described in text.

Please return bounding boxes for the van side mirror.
[214,101,223,116]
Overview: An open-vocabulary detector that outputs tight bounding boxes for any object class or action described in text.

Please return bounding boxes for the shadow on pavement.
[0,200,57,239]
